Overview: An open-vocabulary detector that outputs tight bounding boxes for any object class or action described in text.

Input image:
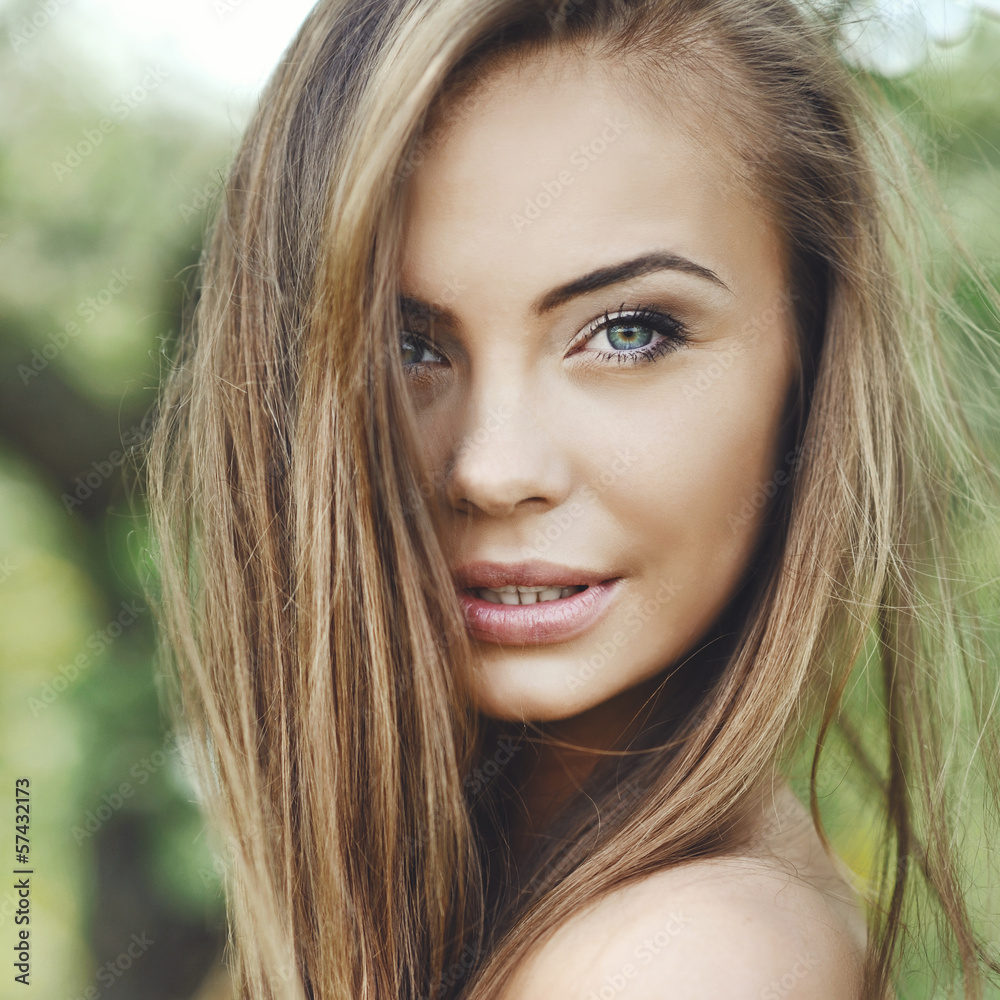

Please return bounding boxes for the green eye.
[603,320,656,351]
[575,305,689,367]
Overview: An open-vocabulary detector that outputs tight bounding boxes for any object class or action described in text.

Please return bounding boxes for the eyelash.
[571,302,690,366]
[399,302,689,375]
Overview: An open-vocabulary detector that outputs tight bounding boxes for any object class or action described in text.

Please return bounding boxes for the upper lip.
[452,559,619,590]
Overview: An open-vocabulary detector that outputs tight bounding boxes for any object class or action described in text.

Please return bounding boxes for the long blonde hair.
[141,1,1000,998]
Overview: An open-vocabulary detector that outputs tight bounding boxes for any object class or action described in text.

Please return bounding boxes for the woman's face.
[399,45,798,724]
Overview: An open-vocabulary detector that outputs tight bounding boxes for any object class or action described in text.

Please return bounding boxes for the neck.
[497,607,750,872]
[504,669,685,868]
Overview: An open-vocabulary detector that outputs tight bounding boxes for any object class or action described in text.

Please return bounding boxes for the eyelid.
[569,301,688,351]
[399,310,434,339]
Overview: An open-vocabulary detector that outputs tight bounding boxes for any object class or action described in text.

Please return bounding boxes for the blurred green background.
[0,1,997,998]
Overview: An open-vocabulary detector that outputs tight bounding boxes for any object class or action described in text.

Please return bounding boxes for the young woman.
[142,1,1000,998]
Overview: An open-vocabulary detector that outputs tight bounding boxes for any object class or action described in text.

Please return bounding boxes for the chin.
[466,653,624,723]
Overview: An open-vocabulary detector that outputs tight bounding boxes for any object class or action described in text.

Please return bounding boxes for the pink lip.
[452,559,616,590]
[457,577,625,645]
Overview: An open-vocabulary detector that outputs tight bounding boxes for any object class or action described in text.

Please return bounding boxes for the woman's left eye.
[572,304,690,366]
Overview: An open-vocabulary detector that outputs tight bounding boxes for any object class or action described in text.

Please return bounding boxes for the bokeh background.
[0,1,997,998]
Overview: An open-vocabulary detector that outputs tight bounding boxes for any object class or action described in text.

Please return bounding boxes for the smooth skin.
[399,44,867,998]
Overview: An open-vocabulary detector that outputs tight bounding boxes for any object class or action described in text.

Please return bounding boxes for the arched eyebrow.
[531,251,731,314]
[398,250,731,326]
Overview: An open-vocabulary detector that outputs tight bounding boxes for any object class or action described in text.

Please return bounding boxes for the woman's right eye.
[400,331,445,370]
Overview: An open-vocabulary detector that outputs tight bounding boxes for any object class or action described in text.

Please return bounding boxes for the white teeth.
[474,585,585,605]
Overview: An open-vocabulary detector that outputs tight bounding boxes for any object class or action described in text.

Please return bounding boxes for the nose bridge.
[446,364,568,515]
[456,376,519,462]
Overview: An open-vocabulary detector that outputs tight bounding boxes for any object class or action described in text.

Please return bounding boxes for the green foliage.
[0,7,236,999]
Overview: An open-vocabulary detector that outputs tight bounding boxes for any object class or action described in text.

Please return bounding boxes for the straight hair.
[141,1,1000,998]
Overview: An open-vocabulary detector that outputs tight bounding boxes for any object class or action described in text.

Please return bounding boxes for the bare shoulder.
[499,856,866,1000]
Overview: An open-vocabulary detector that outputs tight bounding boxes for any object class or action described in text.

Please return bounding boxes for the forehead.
[400,44,782,303]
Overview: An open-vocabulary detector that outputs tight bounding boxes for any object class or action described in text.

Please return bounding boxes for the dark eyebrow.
[532,251,730,314]
[398,250,730,326]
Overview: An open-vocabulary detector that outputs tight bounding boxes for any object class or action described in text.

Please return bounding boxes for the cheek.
[601,347,792,615]
[407,403,456,493]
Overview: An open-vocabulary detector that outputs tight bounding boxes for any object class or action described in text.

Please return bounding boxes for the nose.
[443,384,572,518]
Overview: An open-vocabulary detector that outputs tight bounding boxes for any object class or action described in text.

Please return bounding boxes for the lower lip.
[457,578,625,645]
